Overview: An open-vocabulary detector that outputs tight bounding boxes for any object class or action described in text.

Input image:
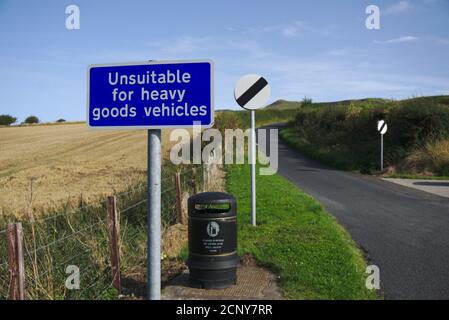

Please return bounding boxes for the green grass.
[226,163,378,300]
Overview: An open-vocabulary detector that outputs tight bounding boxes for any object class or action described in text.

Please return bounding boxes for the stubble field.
[0,123,176,217]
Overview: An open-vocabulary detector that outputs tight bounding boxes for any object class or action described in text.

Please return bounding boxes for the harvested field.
[0,123,178,216]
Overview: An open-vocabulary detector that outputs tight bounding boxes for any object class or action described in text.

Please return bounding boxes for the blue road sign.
[87,60,214,129]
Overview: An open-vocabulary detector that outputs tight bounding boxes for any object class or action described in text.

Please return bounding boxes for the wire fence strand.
[120,199,147,214]
[38,248,92,279]
[26,220,105,255]
[20,200,106,227]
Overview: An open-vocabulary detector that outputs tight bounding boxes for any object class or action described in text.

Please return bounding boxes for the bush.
[56,119,66,123]
[302,96,313,107]
[25,115,40,124]
[0,114,17,126]
[284,97,449,174]
[403,139,449,176]
[214,111,243,133]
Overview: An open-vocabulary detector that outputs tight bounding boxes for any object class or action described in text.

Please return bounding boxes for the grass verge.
[226,163,378,300]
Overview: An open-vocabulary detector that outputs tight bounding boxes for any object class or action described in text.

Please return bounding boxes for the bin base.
[188,268,237,289]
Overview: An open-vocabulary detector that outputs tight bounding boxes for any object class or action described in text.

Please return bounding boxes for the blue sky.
[0,0,448,122]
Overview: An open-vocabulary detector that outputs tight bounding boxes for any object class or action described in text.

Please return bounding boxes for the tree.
[56,119,66,123]
[0,114,17,126]
[302,97,313,107]
[25,116,40,124]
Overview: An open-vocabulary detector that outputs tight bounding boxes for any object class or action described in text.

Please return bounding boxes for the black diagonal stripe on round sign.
[379,122,386,133]
[236,77,268,107]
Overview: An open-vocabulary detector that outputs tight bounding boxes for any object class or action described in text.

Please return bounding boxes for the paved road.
[262,124,449,299]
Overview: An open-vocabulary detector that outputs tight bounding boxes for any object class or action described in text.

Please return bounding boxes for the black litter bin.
[187,192,239,289]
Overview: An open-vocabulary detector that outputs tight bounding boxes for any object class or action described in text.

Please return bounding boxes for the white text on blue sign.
[87,60,213,129]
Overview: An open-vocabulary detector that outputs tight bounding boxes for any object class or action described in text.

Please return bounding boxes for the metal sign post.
[377,120,388,171]
[250,110,256,226]
[147,129,161,299]
[234,74,271,226]
[381,133,384,171]
[87,59,213,299]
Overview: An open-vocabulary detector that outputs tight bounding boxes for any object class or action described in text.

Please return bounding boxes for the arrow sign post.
[377,120,388,171]
[234,74,271,226]
[87,59,213,299]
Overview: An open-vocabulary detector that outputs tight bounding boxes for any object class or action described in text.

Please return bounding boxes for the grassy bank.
[226,164,377,300]
[281,96,449,176]
[216,107,298,130]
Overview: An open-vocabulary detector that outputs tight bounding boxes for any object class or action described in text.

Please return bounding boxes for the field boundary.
[0,164,219,300]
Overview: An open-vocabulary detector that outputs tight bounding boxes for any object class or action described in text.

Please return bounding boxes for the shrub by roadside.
[401,139,449,176]
[282,97,449,176]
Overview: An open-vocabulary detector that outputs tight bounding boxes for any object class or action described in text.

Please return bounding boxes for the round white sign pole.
[381,133,384,171]
[377,120,387,171]
[250,110,256,226]
[234,74,270,227]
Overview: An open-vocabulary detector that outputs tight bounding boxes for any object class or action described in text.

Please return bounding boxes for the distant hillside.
[312,98,390,107]
[401,95,449,106]
[265,99,302,110]
[265,95,449,110]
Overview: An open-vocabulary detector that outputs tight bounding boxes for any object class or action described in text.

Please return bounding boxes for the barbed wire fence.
[0,164,213,300]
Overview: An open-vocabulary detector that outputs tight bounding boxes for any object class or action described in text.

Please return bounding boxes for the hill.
[266,95,449,110]
[265,99,302,110]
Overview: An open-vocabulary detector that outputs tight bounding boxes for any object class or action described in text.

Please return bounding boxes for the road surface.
[262,124,449,299]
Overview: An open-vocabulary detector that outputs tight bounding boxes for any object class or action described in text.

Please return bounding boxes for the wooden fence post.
[191,167,197,195]
[175,172,185,224]
[106,196,121,293]
[7,223,25,300]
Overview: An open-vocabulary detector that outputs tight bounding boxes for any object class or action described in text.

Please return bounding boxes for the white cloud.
[374,36,419,44]
[246,55,449,103]
[384,1,414,14]
[149,36,213,54]
[282,26,300,37]
[226,40,271,58]
[280,21,306,37]
[233,21,307,38]
[327,48,351,56]
[147,35,272,60]
[430,36,449,45]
